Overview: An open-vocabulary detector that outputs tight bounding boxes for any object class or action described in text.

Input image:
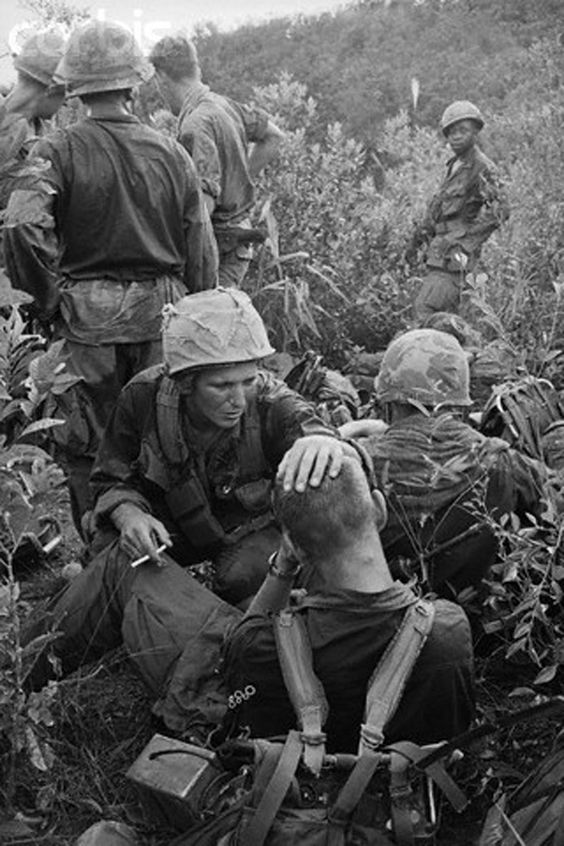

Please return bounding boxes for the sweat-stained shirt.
[177,82,269,231]
[225,584,475,752]
[3,114,218,343]
[90,366,338,565]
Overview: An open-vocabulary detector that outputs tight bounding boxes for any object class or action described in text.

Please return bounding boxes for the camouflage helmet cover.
[375,328,472,408]
[54,19,153,96]
[13,28,67,87]
[440,100,484,136]
[162,288,275,375]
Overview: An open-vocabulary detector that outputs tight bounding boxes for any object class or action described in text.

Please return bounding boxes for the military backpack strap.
[273,609,329,776]
[155,376,229,549]
[328,599,435,845]
[361,598,435,754]
[242,730,303,846]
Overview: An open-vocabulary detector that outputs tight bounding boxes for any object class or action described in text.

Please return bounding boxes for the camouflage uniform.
[177,83,271,287]
[413,145,508,319]
[3,22,218,529]
[363,330,546,594]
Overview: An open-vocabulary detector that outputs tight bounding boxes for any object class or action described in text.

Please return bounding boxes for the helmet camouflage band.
[54,19,153,97]
[163,288,275,375]
[375,328,472,408]
[440,100,484,136]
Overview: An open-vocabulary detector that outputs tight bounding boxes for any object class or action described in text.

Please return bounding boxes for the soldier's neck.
[312,529,394,594]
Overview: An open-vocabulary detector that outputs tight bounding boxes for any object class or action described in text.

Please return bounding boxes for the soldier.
[3,20,218,529]
[0,27,66,275]
[149,35,284,287]
[408,101,509,320]
[356,329,548,596]
[226,455,475,751]
[27,289,351,733]
[3,29,66,129]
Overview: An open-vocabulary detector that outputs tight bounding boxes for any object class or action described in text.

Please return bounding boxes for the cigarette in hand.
[130,543,168,568]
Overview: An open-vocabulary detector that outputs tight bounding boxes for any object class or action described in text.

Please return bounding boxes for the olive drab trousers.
[33,540,243,732]
[414,268,464,321]
[45,339,163,533]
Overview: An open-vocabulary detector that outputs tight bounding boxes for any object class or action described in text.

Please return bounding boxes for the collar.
[86,113,140,125]
[446,144,478,172]
[178,81,210,124]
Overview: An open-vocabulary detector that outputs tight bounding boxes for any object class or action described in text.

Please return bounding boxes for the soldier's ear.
[372,488,388,531]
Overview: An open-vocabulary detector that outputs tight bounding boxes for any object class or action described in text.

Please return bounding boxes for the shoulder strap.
[273,609,329,776]
[155,375,188,467]
[360,598,435,754]
[243,731,303,846]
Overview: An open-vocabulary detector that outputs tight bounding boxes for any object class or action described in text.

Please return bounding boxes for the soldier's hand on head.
[277,435,344,493]
[112,503,172,564]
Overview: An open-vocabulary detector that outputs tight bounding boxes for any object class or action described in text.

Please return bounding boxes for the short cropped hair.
[150,36,199,82]
[273,456,375,563]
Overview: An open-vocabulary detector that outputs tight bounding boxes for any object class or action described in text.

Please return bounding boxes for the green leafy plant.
[0,443,63,806]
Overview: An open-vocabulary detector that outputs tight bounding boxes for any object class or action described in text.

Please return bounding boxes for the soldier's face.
[445,119,480,155]
[188,361,259,429]
[5,74,63,120]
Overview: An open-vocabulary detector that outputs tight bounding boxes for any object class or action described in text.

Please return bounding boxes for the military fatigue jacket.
[3,115,218,336]
[91,366,337,564]
[418,145,509,271]
[362,413,546,592]
[177,83,269,231]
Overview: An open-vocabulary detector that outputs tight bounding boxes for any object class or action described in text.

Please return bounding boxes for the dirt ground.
[2,489,563,846]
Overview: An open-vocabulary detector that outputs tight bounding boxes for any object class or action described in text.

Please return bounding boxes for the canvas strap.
[274,609,329,776]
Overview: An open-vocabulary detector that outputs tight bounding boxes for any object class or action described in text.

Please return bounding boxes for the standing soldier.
[3,20,218,530]
[0,27,67,227]
[149,35,284,287]
[0,28,66,170]
[408,100,508,320]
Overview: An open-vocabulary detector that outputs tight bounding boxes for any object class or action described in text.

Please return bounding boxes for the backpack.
[167,598,469,846]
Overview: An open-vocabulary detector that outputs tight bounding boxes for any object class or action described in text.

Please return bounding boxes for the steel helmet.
[440,100,484,136]
[375,328,472,409]
[13,28,67,87]
[162,288,275,375]
[54,19,153,97]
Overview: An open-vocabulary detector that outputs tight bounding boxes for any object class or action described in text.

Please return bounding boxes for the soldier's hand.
[277,435,345,492]
[112,503,172,564]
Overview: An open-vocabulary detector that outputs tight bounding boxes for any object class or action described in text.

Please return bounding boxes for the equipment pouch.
[165,477,227,549]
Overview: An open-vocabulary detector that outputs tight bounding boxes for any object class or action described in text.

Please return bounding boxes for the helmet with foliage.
[440,100,484,136]
[375,328,472,409]
[13,28,67,87]
[54,19,153,97]
[163,288,275,375]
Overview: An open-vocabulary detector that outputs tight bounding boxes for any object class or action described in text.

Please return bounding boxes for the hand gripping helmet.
[54,19,153,97]
[162,288,275,375]
[375,329,472,409]
[440,100,484,136]
[13,28,67,87]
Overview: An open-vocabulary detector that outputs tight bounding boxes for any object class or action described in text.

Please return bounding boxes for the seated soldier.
[225,456,475,753]
[28,288,352,732]
[345,328,549,597]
